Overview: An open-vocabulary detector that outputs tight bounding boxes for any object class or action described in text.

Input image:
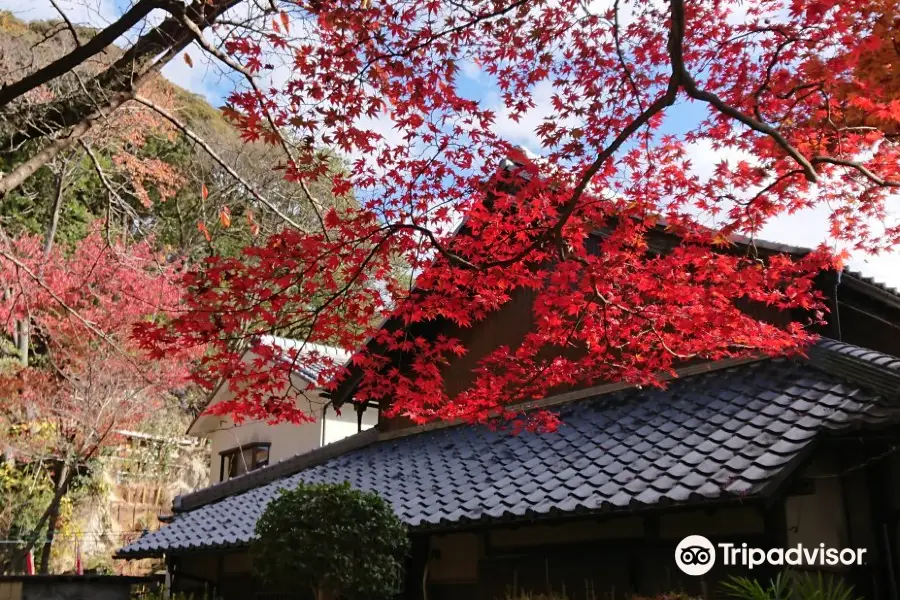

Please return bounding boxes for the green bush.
[253,481,409,600]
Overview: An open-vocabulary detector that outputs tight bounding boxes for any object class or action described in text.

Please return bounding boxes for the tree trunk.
[5,287,17,355]
[0,124,87,198]
[16,460,77,572]
[16,318,28,366]
[16,430,109,572]
[8,170,63,366]
[38,462,71,574]
[42,167,66,259]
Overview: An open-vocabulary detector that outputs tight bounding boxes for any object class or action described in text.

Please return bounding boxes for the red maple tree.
[135,0,900,432]
[0,226,189,570]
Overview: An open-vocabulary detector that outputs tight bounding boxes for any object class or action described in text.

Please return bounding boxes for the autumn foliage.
[0,226,189,459]
[136,0,900,431]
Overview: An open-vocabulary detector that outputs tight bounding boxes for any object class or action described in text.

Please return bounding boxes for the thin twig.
[613,0,644,112]
[78,139,141,224]
[48,0,82,47]
[177,16,330,236]
[134,95,305,230]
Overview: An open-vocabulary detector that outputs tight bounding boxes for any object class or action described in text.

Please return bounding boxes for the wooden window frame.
[219,442,271,481]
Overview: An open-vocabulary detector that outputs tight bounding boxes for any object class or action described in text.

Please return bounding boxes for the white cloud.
[847,251,900,290]
[345,110,407,168]
[459,59,484,83]
[583,0,751,28]
[482,79,576,155]
[759,205,900,290]
[682,138,757,177]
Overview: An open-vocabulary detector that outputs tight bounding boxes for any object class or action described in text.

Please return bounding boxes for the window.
[219,443,270,481]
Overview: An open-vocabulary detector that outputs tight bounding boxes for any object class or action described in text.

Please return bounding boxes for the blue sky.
[3,0,898,290]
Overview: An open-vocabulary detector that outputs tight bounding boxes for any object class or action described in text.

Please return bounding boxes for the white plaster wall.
[207,418,321,483]
[323,405,378,445]
[204,393,378,484]
[785,476,848,549]
[785,454,849,550]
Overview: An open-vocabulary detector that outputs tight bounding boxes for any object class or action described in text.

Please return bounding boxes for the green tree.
[253,482,409,600]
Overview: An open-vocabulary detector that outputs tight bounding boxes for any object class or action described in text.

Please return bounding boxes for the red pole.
[25,549,34,575]
[75,539,83,575]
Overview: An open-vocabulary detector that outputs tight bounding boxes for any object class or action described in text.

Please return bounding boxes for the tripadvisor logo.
[675,535,867,576]
[675,535,716,576]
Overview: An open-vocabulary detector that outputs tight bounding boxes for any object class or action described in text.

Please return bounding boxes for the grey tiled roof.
[260,336,350,384]
[119,353,900,558]
[843,268,900,299]
[816,339,900,374]
[807,340,900,401]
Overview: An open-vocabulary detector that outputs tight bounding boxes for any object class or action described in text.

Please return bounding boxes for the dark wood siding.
[377,234,900,432]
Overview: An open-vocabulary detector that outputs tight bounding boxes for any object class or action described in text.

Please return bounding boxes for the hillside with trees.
[0,11,353,262]
[0,11,352,574]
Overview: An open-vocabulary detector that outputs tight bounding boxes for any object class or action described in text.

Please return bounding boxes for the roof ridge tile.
[808,338,900,398]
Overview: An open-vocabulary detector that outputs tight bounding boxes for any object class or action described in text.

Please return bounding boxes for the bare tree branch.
[42,162,68,260]
[134,95,305,230]
[0,0,243,149]
[0,0,169,108]
[78,138,141,224]
[49,0,83,48]
[612,0,644,112]
[0,117,94,197]
[178,15,333,237]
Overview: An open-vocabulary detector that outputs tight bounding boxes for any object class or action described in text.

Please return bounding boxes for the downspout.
[164,554,174,600]
[866,448,898,600]
[320,395,334,447]
[833,270,843,342]
[214,554,224,600]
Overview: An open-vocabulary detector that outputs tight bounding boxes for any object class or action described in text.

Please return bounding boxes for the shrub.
[253,481,409,600]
